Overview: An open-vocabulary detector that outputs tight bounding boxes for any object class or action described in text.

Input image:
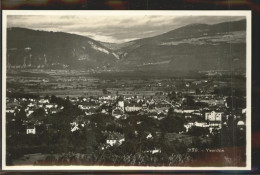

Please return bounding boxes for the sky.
[7,15,245,43]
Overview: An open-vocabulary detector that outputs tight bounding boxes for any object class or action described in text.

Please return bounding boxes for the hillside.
[115,19,246,72]
[7,28,120,69]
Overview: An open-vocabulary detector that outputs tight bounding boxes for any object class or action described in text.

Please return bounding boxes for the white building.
[118,100,124,109]
[28,103,36,107]
[205,111,223,121]
[99,96,116,100]
[112,108,124,118]
[146,133,153,139]
[237,120,245,130]
[38,99,49,104]
[26,126,36,134]
[125,105,142,112]
[174,108,197,114]
[184,122,208,132]
[26,110,34,117]
[208,121,222,128]
[145,148,161,154]
[70,122,80,132]
[106,133,125,146]
[45,103,58,109]
[6,109,15,114]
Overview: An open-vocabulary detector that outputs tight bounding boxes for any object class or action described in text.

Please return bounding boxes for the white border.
[2,10,252,171]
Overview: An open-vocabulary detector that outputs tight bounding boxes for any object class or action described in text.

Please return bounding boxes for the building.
[237,120,245,130]
[50,108,59,114]
[38,99,49,104]
[118,100,124,109]
[199,99,225,106]
[26,125,36,134]
[184,122,208,132]
[125,105,142,112]
[85,108,97,115]
[70,122,80,132]
[174,108,197,114]
[146,133,153,139]
[106,133,125,146]
[205,111,223,121]
[26,109,35,117]
[101,108,109,114]
[208,121,222,128]
[45,103,58,109]
[6,108,15,114]
[99,96,116,100]
[112,108,124,119]
[145,148,161,154]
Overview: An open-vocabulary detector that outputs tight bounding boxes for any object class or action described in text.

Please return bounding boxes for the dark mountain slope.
[116,19,246,72]
[7,27,119,69]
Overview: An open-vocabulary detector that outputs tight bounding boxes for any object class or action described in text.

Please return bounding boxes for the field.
[13,153,48,166]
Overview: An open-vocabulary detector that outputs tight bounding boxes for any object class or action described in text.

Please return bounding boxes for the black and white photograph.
[2,10,251,170]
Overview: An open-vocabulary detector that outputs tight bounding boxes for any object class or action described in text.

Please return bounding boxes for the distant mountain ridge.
[7,19,246,72]
[113,19,246,72]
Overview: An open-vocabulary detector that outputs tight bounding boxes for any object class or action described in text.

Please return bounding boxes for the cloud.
[7,15,245,43]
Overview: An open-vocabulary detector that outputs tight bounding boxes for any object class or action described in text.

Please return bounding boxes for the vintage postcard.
[2,10,251,170]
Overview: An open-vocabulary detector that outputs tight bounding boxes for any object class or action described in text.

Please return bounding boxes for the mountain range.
[6,19,246,72]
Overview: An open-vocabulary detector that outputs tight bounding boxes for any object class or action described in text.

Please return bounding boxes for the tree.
[12,109,27,134]
[226,96,246,110]
[188,126,209,136]
[195,88,201,95]
[124,125,136,141]
[185,96,195,107]
[160,116,185,133]
[102,89,108,95]
[168,91,176,101]
[194,102,208,108]
[32,108,46,120]
[190,137,202,148]
[167,108,174,115]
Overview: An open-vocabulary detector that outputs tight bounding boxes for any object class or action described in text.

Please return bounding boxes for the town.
[5,69,247,166]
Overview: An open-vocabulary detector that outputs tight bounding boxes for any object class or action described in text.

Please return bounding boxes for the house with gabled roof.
[106,132,125,146]
[26,124,36,134]
[112,108,124,119]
